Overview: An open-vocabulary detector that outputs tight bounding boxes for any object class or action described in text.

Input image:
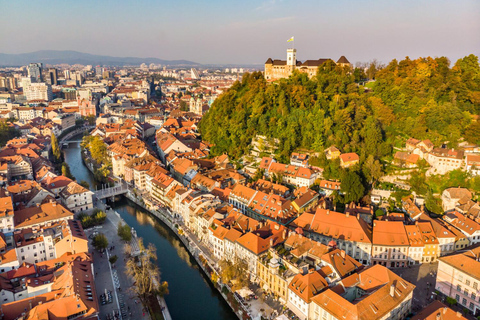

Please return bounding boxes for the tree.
[85,115,96,126]
[179,100,189,111]
[109,255,118,265]
[118,222,132,242]
[363,155,383,184]
[125,240,167,302]
[340,170,365,203]
[0,121,20,147]
[92,233,108,251]
[218,257,249,289]
[465,121,480,145]
[93,210,107,224]
[252,168,264,182]
[61,163,75,180]
[51,133,61,162]
[79,180,90,189]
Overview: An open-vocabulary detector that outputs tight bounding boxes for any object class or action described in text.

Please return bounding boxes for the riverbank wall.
[124,192,246,320]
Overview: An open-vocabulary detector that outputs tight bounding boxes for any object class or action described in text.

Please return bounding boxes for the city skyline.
[1,0,479,65]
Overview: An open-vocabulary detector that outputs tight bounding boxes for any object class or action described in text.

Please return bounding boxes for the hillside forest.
[198,55,480,210]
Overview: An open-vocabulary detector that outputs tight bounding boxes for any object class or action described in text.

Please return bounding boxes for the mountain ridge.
[0,50,200,67]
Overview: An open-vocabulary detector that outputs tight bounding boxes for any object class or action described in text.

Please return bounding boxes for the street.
[391,262,439,313]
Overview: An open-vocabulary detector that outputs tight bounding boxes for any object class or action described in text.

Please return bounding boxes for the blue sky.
[1,0,479,65]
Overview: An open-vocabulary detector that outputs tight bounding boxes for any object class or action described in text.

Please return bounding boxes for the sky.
[1,0,479,65]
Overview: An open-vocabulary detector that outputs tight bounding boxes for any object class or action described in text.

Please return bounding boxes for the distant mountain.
[0,50,200,67]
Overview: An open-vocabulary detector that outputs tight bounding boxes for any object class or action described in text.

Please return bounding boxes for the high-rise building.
[24,82,52,101]
[190,68,200,80]
[95,65,103,75]
[75,71,84,85]
[64,69,71,80]
[48,68,58,85]
[27,63,43,82]
[0,76,18,90]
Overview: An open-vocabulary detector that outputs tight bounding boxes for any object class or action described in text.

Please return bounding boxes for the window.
[457,285,462,292]
[456,294,460,302]
[470,302,474,310]
[474,282,478,290]
[466,280,471,286]
[462,298,467,306]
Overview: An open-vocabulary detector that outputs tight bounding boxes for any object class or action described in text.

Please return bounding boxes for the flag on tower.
[287,36,294,42]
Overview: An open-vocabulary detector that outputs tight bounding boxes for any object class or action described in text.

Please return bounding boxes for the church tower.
[195,98,202,114]
[189,97,195,113]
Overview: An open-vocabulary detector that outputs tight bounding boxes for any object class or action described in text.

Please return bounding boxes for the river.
[63,139,238,320]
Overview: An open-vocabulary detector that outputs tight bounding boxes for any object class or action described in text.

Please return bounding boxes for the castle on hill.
[264,49,351,80]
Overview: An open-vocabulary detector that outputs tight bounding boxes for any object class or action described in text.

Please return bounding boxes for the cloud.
[255,0,282,11]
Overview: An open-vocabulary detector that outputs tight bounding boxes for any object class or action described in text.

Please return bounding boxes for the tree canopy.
[199,55,480,163]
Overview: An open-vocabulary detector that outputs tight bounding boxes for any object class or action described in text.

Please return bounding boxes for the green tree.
[340,170,365,203]
[179,100,189,111]
[109,255,118,265]
[0,121,20,147]
[61,163,75,180]
[363,155,383,184]
[465,121,480,145]
[92,233,108,251]
[79,180,90,189]
[85,115,96,126]
[51,133,61,162]
[425,190,443,215]
[118,222,132,242]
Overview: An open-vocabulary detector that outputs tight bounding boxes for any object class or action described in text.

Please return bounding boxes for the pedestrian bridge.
[95,184,129,200]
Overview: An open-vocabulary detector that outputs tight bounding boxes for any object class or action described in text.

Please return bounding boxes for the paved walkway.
[391,262,438,313]
[88,200,149,320]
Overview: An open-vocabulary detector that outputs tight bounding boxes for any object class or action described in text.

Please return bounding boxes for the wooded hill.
[199,55,480,166]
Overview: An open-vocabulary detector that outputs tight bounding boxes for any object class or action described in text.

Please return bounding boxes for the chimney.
[345,212,350,218]
[326,210,330,215]
[443,307,447,314]
[389,284,395,297]
[29,302,32,310]
[456,311,462,317]
[341,250,346,259]
[269,238,274,247]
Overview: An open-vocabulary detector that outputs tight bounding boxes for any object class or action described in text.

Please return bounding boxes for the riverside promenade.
[93,199,172,320]
[124,190,280,320]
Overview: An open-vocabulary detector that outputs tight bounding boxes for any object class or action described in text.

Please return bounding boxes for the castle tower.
[286,48,297,75]
[287,48,297,66]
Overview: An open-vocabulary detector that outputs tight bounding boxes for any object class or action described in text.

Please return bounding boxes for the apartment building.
[436,247,480,314]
